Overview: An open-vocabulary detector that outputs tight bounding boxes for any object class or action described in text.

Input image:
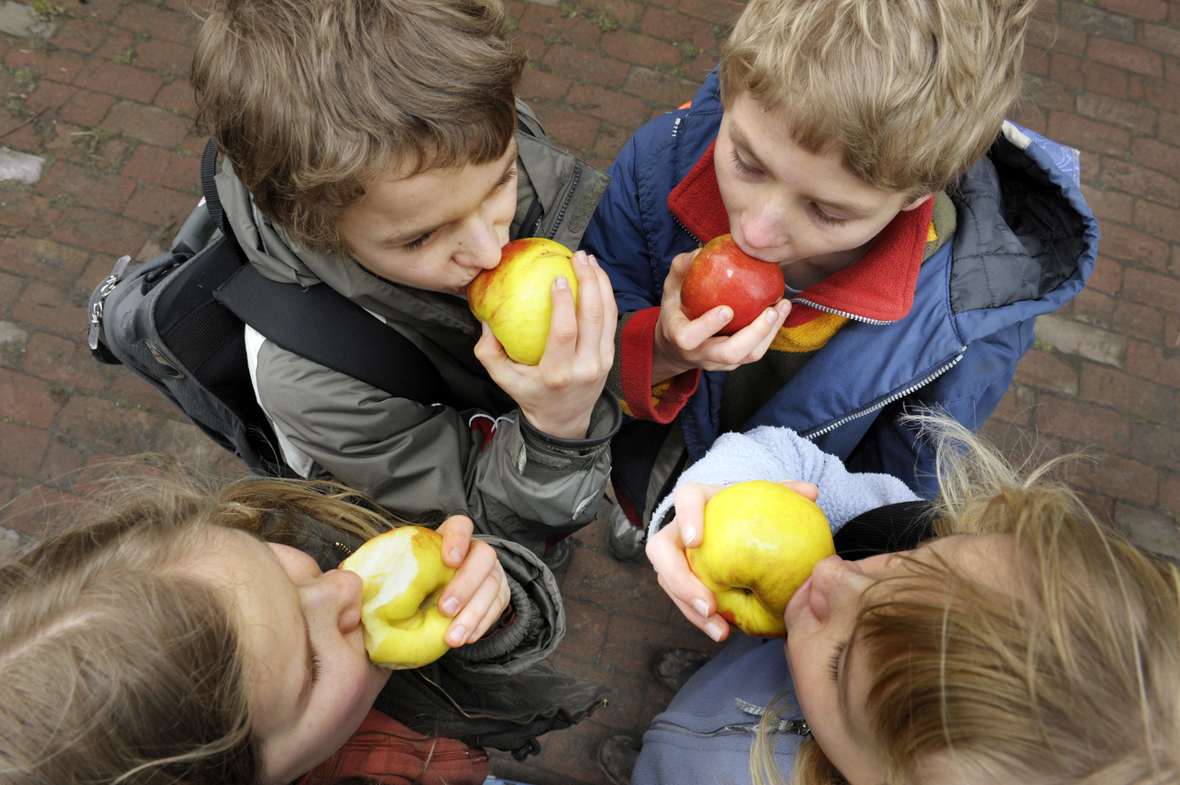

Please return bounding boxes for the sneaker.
[541,539,572,571]
[652,647,711,693]
[597,734,642,785]
[607,503,646,562]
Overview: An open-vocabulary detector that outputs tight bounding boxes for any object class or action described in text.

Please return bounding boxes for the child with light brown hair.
[192,0,619,564]
[603,416,1180,785]
[0,461,605,784]
[584,0,1100,562]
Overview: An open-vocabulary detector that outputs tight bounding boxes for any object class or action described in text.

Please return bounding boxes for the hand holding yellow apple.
[467,238,578,366]
[341,525,458,669]
[685,481,835,637]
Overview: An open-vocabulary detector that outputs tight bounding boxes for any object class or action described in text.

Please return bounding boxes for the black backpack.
[88,139,450,476]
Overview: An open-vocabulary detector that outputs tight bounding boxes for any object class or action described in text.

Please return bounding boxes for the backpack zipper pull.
[88,255,132,352]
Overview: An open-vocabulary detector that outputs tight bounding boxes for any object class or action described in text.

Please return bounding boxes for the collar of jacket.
[666,143,933,327]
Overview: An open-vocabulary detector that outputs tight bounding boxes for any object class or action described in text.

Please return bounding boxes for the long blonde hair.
[0,460,404,785]
[753,416,1180,785]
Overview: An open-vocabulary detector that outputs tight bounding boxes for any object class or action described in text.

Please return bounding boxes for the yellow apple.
[467,238,578,365]
[340,525,457,670]
[686,480,835,637]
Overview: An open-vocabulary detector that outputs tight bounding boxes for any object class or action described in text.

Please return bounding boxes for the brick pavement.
[0,0,1178,782]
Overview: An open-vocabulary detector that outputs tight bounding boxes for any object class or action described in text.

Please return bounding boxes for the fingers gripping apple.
[340,526,457,670]
[467,238,578,365]
[686,481,835,637]
[680,234,786,335]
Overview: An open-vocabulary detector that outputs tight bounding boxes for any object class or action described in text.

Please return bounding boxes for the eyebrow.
[728,121,876,218]
[380,141,519,247]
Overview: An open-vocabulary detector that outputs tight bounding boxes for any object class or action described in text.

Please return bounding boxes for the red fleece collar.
[667,142,934,324]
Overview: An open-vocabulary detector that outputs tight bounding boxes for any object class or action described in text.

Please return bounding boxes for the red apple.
[679,234,785,336]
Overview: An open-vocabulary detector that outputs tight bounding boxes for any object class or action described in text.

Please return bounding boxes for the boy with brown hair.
[191,0,620,577]
[582,0,1099,564]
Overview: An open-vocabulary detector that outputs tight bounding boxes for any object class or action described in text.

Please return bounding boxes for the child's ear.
[900,193,935,212]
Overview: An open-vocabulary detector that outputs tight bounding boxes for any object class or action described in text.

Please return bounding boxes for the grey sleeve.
[254,339,619,554]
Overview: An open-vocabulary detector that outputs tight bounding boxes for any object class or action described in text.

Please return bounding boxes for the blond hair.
[719,0,1038,196]
[0,460,403,785]
[192,0,526,255]
[752,415,1180,785]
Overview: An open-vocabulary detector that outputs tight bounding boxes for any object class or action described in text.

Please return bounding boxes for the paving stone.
[1035,312,1127,367]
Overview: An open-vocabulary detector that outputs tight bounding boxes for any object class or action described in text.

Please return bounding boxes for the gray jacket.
[214,105,618,554]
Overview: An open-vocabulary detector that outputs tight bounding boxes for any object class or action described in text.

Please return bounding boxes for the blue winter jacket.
[581,70,1099,496]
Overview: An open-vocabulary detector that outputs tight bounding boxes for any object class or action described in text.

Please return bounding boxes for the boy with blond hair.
[192,0,619,568]
[582,0,1099,563]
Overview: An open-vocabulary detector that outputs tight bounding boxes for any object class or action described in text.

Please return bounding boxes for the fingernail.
[682,525,697,544]
[555,276,569,290]
[692,599,709,618]
[705,622,723,642]
[440,597,459,616]
[448,625,467,645]
[450,548,463,564]
[765,308,778,323]
[718,307,732,322]
[575,251,590,265]
[588,254,600,267]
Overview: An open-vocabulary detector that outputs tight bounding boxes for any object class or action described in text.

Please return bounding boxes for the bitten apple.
[686,480,834,637]
[467,238,578,365]
[340,526,458,670]
[680,234,786,335]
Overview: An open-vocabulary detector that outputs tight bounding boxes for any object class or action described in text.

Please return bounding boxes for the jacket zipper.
[806,348,967,439]
[790,297,897,326]
[545,163,581,240]
[648,717,810,738]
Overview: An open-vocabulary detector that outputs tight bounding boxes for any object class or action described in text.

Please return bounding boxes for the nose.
[739,201,790,250]
[307,568,364,634]
[807,555,873,623]
[453,210,506,271]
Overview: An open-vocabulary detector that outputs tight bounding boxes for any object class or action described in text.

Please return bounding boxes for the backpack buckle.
[88,255,132,352]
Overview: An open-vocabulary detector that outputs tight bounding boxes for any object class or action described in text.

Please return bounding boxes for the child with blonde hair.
[0,462,607,784]
[606,416,1179,785]
[585,0,1099,561]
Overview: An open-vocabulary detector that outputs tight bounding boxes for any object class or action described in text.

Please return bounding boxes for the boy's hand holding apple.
[647,479,829,642]
[651,235,792,386]
[470,239,617,440]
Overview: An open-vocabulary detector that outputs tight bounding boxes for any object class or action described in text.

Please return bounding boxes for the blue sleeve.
[847,318,1034,496]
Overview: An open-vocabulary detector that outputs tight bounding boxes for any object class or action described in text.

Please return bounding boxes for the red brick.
[623,66,699,108]
[676,0,744,24]
[685,49,719,83]
[58,89,115,129]
[0,236,91,288]
[1024,73,1078,113]
[1130,137,1180,179]
[1097,0,1169,21]
[519,68,571,102]
[1114,502,1180,557]
[52,17,107,52]
[1028,18,1087,56]
[122,181,198,227]
[507,29,548,63]
[640,7,719,50]
[1024,43,1051,77]
[1048,111,1131,155]
[562,544,668,622]
[114,3,198,44]
[567,83,652,130]
[25,80,75,117]
[49,206,149,258]
[1114,299,1166,340]
[1143,23,1180,57]
[1083,58,1131,98]
[93,29,136,63]
[0,420,51,475]
[529,103,601,151]
[35,439,88,489]
[103,101,193,147]
[1076,92,1158,133]
[0,367,63,426]
[1126,339,1180,387]
[1037,395,1130,452]
[1167,310,1180,348]
[1100,159,1180,206]
[5,46,85,85]
[107,370,176,412]
[1135,200,1180,243]
[22,331,109,391]
[1123,266,1180,311]
[1080,362,1175,422]
[1081,184,1135,222]
[0,270,25,312]
[37,160,138,213]
[990,383,1037,425]
[1087,36,1165,76]
[120,145,201,193]
[1072,286,1116,324]
[1069,451,1158,506]
[542,44,629,88]
[12,280,87,334]
[1098,222,1172,271]
[1143,75,1180,111]
[1130,422,1180,470]
[601,30,683,68]
[580,0,646,28]
[55,395,164,455]
[1061,1,1139,41]
[73,61,163,103]
[1161,472,1180,512]
[135,39,192,74]
[153,79,197,115]
[1014,348,1080,395]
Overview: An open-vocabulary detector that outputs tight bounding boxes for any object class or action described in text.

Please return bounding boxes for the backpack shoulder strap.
[200,139,449,406]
